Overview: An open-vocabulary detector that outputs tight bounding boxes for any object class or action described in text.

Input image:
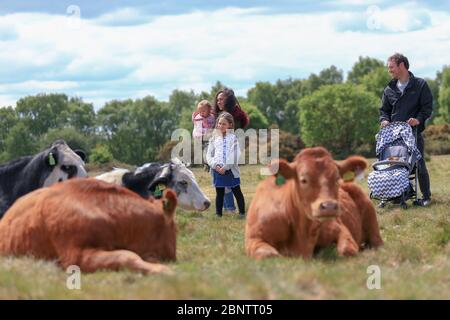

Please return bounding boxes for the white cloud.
[0,5,449,109]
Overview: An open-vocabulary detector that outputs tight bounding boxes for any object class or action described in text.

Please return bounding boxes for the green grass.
[1,155,449,299]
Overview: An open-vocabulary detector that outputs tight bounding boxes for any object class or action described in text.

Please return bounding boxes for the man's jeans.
[416,133,431,200]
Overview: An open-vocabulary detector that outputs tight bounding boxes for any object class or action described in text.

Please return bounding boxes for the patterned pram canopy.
[368,122,421,200]
[375,121,421,161]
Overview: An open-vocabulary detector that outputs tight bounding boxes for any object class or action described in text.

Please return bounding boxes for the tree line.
[1,56,449,165]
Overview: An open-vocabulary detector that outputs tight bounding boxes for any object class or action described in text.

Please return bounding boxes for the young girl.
[192,100,215,140]
[213,88,249,212]
[206,112,245,218]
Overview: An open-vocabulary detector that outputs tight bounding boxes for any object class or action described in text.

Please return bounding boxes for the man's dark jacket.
[379,71,433,132]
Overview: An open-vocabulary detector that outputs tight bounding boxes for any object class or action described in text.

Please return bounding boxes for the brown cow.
[245,147,383,260]
[0,178,177,274]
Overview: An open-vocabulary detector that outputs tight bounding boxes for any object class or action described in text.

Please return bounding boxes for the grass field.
[0,155,449,299]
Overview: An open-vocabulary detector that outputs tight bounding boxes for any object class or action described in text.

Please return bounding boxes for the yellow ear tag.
[154,184,166,198]
[158,184,166,191]
[48,152,56,166]
[343,171,355,182]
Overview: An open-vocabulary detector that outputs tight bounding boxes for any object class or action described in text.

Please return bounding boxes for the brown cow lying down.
[245,147,383,260]
[0,178,177,274]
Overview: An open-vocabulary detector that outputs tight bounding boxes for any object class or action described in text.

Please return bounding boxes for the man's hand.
[407,118,420,126]
[381,120,390,128]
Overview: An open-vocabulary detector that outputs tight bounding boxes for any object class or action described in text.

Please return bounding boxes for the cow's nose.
[320,201,338,211]
[204,200,211,209]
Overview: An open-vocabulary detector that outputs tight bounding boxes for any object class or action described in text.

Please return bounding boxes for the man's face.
[387,60,402,79]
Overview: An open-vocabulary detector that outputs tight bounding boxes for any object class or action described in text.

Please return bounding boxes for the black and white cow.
[95,158,211,211]
[0,140,87,218]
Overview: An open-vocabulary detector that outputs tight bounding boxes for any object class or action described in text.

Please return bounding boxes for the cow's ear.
[148,166,171,191]
[162,189,177,218]
[336,156,368,182]
[46,148,59,167]
[74,149,86,162]
[269,159,297,180]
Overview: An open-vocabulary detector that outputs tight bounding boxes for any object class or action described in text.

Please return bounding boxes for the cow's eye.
[61,165,77,177]
[300,177,308,184]
[179,181,188,186]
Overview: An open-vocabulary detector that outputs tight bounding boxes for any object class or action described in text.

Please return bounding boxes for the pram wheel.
[400,202,408,210]
[378,201,386,208]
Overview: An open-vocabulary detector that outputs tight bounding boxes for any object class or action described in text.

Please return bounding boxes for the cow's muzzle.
[315,200,339,220]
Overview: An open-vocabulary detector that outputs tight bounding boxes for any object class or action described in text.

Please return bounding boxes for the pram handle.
[372,160,411,171]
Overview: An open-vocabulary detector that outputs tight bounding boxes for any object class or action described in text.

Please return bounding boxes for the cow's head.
[142,158,211,211]
[42,140,87,187]
[270,147,367,222]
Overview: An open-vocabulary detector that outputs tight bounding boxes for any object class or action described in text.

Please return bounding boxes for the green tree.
[299,83,379,158]
[426,78,440,124]
[0,106,18,156]
[67,97,96,134]
[15,93,70,137]
[3,122,38,160]
[39,127,91,155]
[169,89,197,116]
[178,107,195,132]
[247,82,281,124]
[98,96,178,165]
[282,100,301,134]
[240,101,269,129]
[347,56,384,84]
[97,99,134,139]
[360,66,391,98]
[437,66,450,124]
[303,65,343,94]
[90,144,114,164]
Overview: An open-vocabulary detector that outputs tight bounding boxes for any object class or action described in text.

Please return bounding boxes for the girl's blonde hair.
[216,112,234,129]
[197,100,212,111]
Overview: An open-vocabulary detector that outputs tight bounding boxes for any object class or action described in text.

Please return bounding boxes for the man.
[380,53,433,206]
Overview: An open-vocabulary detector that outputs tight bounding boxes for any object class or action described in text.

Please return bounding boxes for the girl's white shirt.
[206,131,241,178]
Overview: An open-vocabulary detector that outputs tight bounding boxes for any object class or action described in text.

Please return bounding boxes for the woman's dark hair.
[213,87,241,115]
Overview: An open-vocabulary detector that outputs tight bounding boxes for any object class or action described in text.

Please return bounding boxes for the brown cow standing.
[245,147,383,260]
[0,178,177,274]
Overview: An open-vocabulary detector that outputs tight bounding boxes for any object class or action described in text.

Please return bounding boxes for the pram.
[368,122,421,209]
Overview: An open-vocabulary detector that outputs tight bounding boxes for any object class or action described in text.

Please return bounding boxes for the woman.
[212,88,249,213]
[213,88,249,129]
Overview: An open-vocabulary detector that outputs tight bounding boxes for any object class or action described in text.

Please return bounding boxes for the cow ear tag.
[48,152,56,166]
[158,184,166,191]
[343,171,355,182]
[275,175,286,186]
[154,185,162,197]
[154,184,166,198]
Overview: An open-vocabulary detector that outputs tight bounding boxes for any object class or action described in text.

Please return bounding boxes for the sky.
[1,0,449,109]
